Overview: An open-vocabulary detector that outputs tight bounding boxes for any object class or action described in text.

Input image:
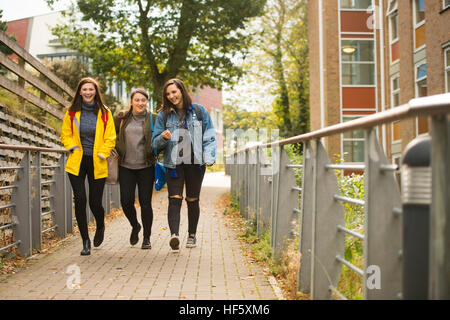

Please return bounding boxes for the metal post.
[65,156,73,234]
[298,141,314,294]
[310,140,345,300]
[53,153,66,237]
[258,148,272,235]
[272,147,299,260]
[11,151,32,257]
[429,114,450,299]
[110,184,120,210]
[364,128,402,299]
[270,144,281,251]
[31,151,41,251]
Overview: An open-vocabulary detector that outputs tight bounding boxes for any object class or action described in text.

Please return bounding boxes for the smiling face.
[80,82,97,105]
[131,92,148,114]
[165,84,183,109]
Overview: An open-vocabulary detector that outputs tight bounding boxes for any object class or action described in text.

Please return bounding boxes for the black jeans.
[68,155,106,241]
[119,165,155,239]
[166,164,206,236]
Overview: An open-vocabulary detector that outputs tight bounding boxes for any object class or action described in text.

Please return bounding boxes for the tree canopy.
[47,0,266,106]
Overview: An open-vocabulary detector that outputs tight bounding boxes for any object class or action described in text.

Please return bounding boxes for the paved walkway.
[0,172,280,300]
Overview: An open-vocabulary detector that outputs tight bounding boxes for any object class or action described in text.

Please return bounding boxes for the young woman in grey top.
[114,88,157,249]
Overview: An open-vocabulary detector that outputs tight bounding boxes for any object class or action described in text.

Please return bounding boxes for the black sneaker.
[186,234,197,248]
[141,238,151,250]
[169,234,180,252]
[130,224,141,246]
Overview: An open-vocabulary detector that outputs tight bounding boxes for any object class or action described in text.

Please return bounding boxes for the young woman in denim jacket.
[151,78,217,252]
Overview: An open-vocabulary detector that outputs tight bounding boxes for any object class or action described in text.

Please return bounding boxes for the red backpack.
[68,109,108,134]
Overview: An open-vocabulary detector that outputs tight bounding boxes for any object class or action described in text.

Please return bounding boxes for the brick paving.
[0,172,281,300]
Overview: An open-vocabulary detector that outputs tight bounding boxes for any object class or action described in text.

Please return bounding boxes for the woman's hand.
[205,162,214,167]
[161,129,172,140]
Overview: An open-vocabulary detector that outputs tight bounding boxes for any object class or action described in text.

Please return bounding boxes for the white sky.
[1,0,72,21]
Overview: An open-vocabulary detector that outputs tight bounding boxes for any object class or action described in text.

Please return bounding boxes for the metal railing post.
[31,151,42,251]
[298,141,314,294]
[53,153,66,237]
[429,114,450,299]
[258,148,272,235]
[11,151,32,257]
[364,128,402,299]
[270,144,281,251]
[255,147,261,234]
[310,140,345,300]
[272,147,299,260]
[65,155,73,234]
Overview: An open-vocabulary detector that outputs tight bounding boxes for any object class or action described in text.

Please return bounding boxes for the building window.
[413,0,425,24]
[387,1,399,62]
[413,0,426,49]
[343,116,365,163]
[391,75,401,141]
[415,63,427,97]
[340,0,373,9]
[445,47,450,93]
[415,62,428,135]
[341,39,375,85]
[444,0,450,10]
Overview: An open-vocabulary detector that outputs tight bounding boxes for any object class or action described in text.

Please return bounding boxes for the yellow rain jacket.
[60,107,116,179]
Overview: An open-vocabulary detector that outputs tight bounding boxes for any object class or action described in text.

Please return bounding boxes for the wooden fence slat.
[0,52,69,108]
[0,76,65,119]
[0,31,74,98]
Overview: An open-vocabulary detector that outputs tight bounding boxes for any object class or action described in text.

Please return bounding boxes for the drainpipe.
[378,0,387,153]
[319,0,325,132]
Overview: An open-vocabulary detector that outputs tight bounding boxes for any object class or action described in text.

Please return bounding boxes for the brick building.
[308,0,450,165]
[6,12,224,156]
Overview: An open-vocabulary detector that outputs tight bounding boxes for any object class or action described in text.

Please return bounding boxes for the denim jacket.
[151,104,217,169]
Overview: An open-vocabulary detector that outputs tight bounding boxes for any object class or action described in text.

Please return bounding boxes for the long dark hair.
[158,78,192,116]
[68,77,107,115]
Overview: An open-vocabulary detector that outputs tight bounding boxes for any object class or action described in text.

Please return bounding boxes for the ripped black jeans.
[166,164,206,236]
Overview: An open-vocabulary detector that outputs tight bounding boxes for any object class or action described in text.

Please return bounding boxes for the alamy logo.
[366,5,381,31]
[66,264,81,290]
[366,265,381,290]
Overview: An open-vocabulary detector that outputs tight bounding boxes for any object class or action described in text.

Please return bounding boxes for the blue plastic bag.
[151,113,167,191]
[154,162,166,191]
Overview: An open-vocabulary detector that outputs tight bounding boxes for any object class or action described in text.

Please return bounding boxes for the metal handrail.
[235,94,450,152]
[0,144,67,153]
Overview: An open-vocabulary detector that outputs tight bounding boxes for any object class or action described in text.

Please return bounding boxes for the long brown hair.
[158,78,192,116]
[68,77,107,115]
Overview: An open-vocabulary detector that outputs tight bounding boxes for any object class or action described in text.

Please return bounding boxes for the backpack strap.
[192,104,202,122]
[150,113,157,156]
[68,111,76,134]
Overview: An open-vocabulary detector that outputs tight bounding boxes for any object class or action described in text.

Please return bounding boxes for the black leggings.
[166,164,206,236]
[119,165,155,239]
[68,155,106,241]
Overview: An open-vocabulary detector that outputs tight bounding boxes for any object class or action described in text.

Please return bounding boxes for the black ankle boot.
[130,224,141,246]
[93,226,105,247]
[81,239,91,256]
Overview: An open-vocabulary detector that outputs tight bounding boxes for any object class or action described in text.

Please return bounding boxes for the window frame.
[443,0,450,11]
[390,75,401,142]
[412,0,426,52]
[340,38,376,86]
[414,61,428,136]
[342,115,366,163]
[445,46,450,93]
[339,0,374,10]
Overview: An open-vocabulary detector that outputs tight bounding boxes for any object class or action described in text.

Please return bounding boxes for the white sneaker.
[169,234,180,252]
